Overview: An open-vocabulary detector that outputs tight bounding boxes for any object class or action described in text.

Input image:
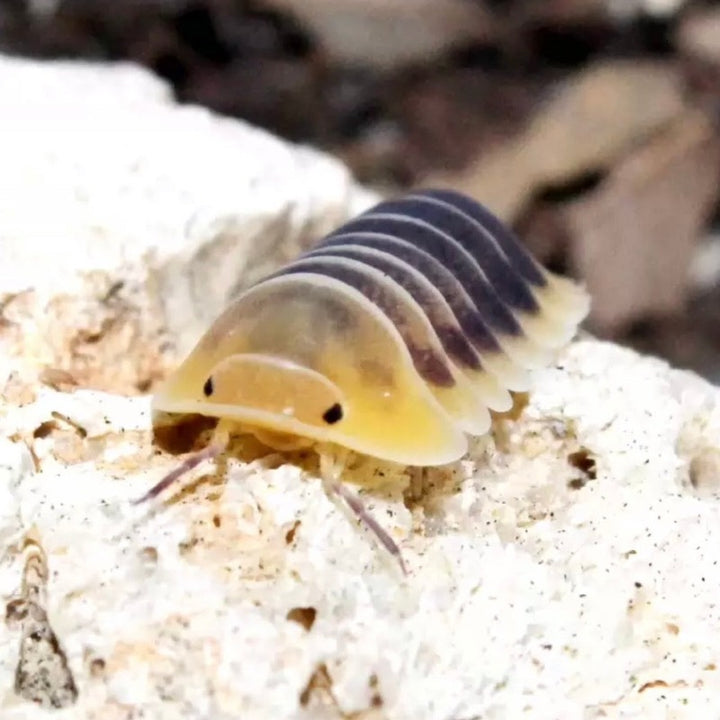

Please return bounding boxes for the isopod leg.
[132,421,232,504]
[320,450,407,575]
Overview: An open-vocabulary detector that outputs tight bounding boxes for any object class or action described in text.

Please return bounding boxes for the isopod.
[136,189,590,570]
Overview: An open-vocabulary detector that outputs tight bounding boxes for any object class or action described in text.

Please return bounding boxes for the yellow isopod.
[136,189,590,570]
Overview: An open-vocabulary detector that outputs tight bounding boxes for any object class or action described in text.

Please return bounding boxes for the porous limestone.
[2,53,720,720]
[0,53,376,396]
[2,340,720,719]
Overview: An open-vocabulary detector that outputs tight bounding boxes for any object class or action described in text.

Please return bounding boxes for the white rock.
[0,53,377,394]
[2,339,720,718]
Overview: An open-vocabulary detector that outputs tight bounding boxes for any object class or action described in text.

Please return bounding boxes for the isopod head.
[151,273,467,466]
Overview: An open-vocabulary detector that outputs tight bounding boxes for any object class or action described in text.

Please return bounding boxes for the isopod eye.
[203,377,214,397]
[322,403,343,424]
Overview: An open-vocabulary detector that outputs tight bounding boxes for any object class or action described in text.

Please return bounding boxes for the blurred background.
[2,0,720,381]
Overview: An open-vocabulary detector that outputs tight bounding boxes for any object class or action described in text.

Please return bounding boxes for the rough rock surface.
[3,339,720,719]
[3,54,720,720]
[0,53,376,397]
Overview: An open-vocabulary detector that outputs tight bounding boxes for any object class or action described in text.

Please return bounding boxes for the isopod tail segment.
[132,422,408,574]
